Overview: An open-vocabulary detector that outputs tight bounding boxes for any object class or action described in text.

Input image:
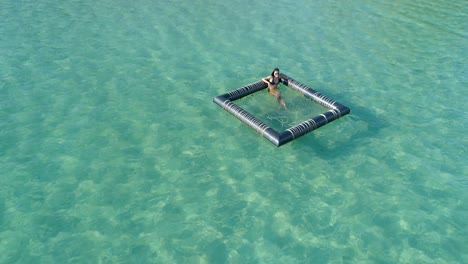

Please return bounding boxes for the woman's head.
[271,68,280,77]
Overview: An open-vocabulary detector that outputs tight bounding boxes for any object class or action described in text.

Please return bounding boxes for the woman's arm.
[261,76,271,84]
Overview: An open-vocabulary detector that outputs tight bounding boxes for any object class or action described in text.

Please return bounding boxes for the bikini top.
[268,77,280,85]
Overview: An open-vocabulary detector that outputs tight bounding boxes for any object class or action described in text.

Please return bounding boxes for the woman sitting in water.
[262,68,288,110]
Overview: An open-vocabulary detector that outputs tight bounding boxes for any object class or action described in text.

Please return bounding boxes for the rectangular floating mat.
[213,73,350,147]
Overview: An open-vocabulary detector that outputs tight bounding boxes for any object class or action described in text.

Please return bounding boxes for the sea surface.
[0,0,466,263]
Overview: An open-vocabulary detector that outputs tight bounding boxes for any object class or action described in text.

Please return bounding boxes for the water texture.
[0,0,466,263]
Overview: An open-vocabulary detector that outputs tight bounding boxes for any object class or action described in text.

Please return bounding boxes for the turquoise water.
[235,86,331,131]
[0,0,466,263]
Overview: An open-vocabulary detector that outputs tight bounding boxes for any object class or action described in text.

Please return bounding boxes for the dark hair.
[271,68,280,77]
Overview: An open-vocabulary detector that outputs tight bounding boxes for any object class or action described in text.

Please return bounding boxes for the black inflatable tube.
[213,73,350,147]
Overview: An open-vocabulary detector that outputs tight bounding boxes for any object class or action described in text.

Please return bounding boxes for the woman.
[262,68,288,110]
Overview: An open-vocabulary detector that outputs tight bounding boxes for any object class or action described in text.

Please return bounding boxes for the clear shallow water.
[236,86,331,131]
[0,0,466,263]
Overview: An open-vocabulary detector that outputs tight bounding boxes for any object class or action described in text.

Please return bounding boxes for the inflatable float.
[213,73,350,147]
